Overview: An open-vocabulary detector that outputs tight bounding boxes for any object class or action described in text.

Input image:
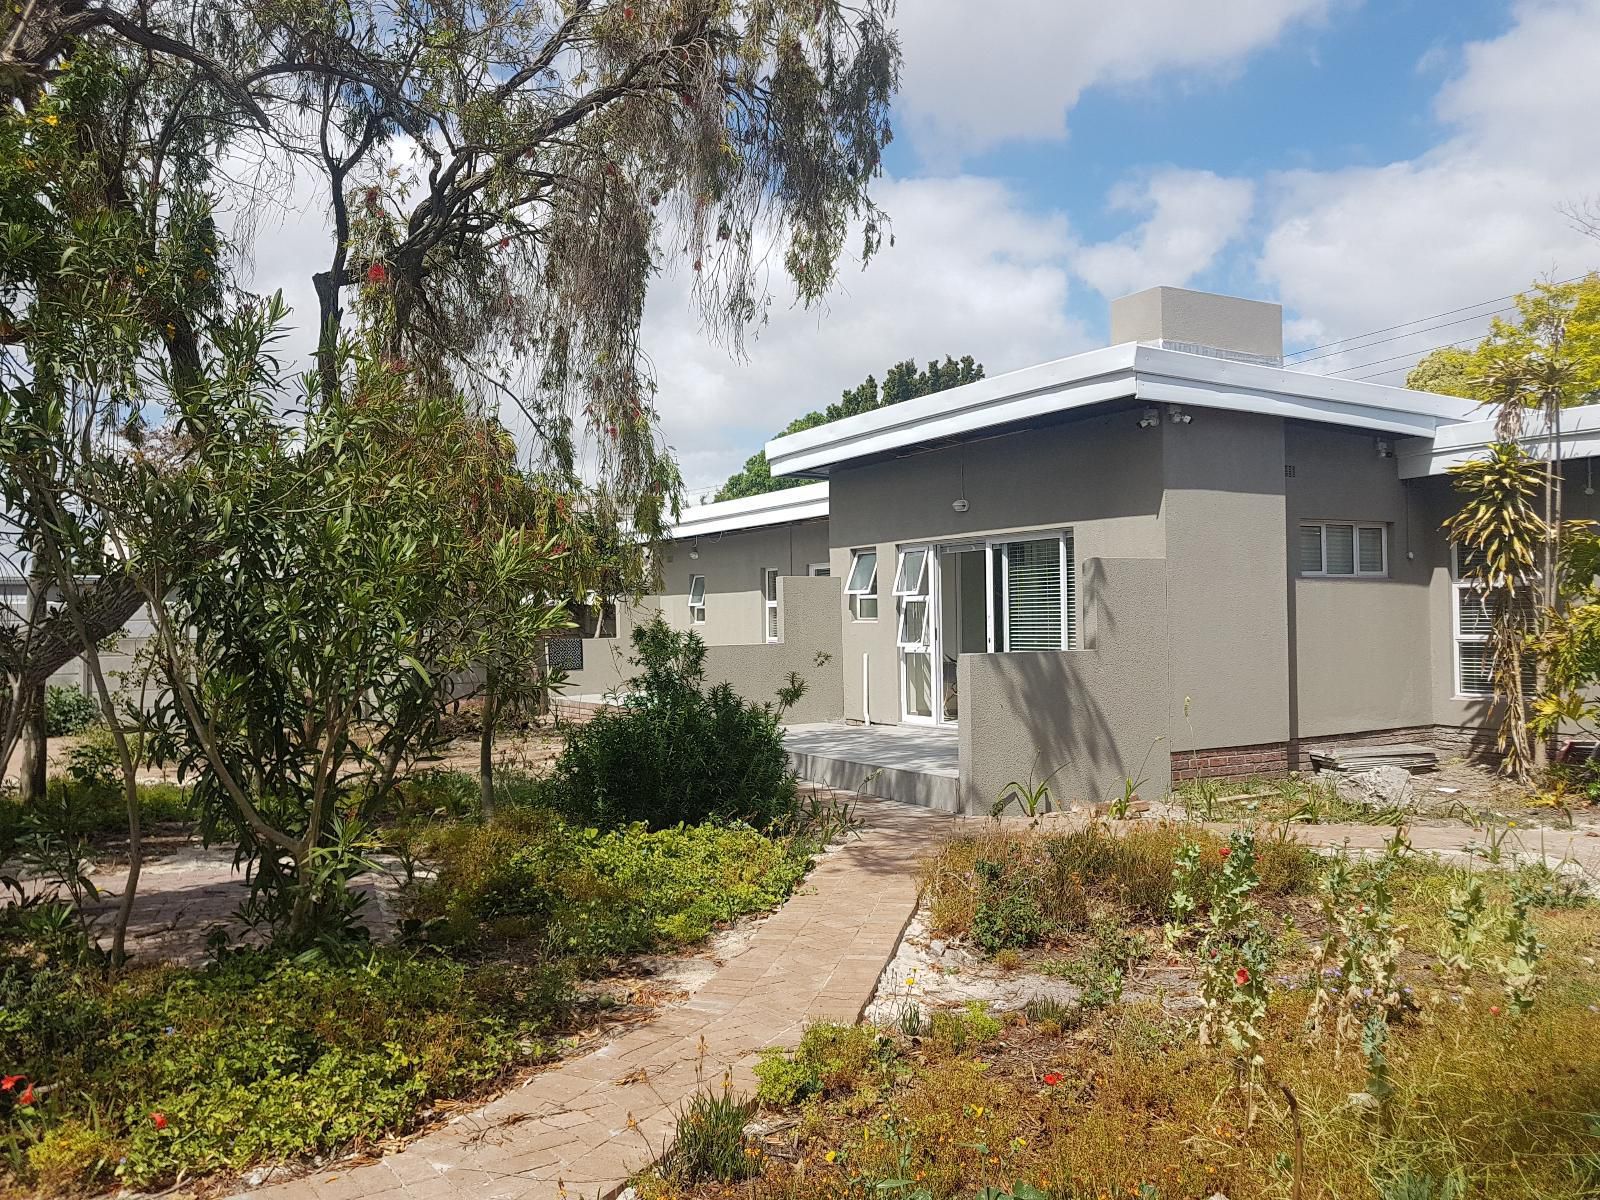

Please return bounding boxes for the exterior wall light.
[952,498,970,513]
[1137,407,1160,428]
[1168,407,1192,424]
[689,544,701,560]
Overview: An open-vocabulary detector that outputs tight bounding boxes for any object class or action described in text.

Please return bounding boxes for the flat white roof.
[766,342,1479,478]
[667,480,829,539]
[1396,403,1600,478]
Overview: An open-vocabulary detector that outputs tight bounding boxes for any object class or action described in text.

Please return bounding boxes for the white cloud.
[896,0,1333,160]
[1072,169,1255,299]
[641,176,1089,496]
[1257,0,1600,377]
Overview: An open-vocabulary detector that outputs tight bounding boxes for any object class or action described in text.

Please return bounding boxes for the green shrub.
[927,1001,1002,1055]
[411,808,812,961]
[753,1023,895,1108]
[0,949,569,1189]
[973,851,1046,952]
[548,617,799,830]
[44,685,99,737]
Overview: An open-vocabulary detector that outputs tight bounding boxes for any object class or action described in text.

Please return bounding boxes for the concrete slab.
[784,722,960,811]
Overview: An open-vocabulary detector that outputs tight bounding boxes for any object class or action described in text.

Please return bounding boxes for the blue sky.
[245,0,1600,496]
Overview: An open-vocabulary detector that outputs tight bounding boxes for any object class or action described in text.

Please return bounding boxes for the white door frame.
[895,544,939,726]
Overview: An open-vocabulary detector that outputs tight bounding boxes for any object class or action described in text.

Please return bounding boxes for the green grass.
[1173,772,1408,825]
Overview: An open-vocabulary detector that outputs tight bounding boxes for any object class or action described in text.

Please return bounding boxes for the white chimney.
[1110,286,1283,366]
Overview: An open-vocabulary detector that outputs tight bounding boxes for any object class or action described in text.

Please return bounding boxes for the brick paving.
[233,797,958,1200]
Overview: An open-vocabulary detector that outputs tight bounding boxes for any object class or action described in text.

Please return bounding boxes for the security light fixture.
[1168,407,1192,425]
[688,543,701,560]
[1137,407,1160,429]
[952,498,970,513]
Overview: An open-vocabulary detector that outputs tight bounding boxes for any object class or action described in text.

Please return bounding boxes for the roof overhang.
[667,480,829,539]
[1396,403,1600,479]
[766,342,1480,478]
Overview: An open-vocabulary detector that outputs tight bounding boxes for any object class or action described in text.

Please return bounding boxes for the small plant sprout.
[1165,838,1203,946]
[1308,854,1407,1057]
[1108,735,1164,820]
[993,756,1071,820]
[1497,878,1545,1016]
[1439,874,1488,981]
[1182,830,1272,1120]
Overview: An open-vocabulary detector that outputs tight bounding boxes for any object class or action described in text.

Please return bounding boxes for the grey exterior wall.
[1161,409,1290,753]
[1284,423,1435,739]
[655,518,830,646]
[960,558,1171,811]
[556,555,845,722]
[702,575,843,723]
[826,406,1165,728]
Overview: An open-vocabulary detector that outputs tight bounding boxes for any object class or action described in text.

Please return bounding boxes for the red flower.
[1,1075,21,1092]
[1042,1072,1064,1086]
[17,1084,34,1106]
[151,1112,168,1130]
[1234,967,1250,987]
[366,262,389,285]
[1219,847,1231,860]
[1489,1005,1502,1016]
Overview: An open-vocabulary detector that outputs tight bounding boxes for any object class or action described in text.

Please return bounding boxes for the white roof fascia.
[668,480,830,539]
[765,341,1480,477]
[766,345,1139,478]
[1396,403,1600,479]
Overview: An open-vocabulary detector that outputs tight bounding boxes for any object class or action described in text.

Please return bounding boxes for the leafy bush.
[973,850,1046,953]
[754,1023,895,1108]
[548,617,799,829]
[410,807,812,961]
[0,949,569,1190]
[43,685,98,737]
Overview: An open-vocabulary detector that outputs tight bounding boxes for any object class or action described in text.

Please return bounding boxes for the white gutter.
[1396,403,1600,479]
[667,480,830,539]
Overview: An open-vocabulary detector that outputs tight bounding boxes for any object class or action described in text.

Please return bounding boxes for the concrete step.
[787,743,960,813]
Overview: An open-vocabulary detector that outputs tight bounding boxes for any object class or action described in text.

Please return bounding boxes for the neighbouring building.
[565,285,1600,812]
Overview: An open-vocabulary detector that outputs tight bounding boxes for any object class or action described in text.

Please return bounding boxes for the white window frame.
[808,561,830,577]
[845,548,879,621]
[983,529,1076,652]
[761,567,780,643]
[1299,521,1388,578]
[687,574,706,625]
[1451,544,1537,699]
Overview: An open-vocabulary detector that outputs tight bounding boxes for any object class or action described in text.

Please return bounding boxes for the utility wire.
[1327,334,1485,379]
[1283,273,1588,359]
[1289,304,1516,366]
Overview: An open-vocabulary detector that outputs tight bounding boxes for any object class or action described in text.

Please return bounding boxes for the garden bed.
[634,821,1600,1200]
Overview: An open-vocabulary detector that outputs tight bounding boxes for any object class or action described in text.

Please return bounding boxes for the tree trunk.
[17,681,46,802]
[479,668,497,823]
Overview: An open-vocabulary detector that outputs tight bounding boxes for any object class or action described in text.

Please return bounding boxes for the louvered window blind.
[992,534,1073,652]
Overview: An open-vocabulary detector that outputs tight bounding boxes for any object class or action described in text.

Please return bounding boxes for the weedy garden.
[633,821,1600,1200]
[0,621,842,1196]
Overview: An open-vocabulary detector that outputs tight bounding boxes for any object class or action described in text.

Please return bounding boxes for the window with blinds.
[761,568,780,642]
[991,533,1074,652]
[1452,544,1537,697]
[1299,522,1387,577]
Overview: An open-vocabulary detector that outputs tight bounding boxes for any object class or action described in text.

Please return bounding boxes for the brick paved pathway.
[235,797,956,1200]
[223,804,1597,1200]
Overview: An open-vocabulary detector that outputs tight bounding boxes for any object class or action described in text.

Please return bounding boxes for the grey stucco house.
[559,285,1600,812]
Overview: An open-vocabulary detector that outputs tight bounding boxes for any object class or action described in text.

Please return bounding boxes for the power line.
[1289,304,1516,366]
[1326,334,1485,379]
[1283,273,1588,360]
